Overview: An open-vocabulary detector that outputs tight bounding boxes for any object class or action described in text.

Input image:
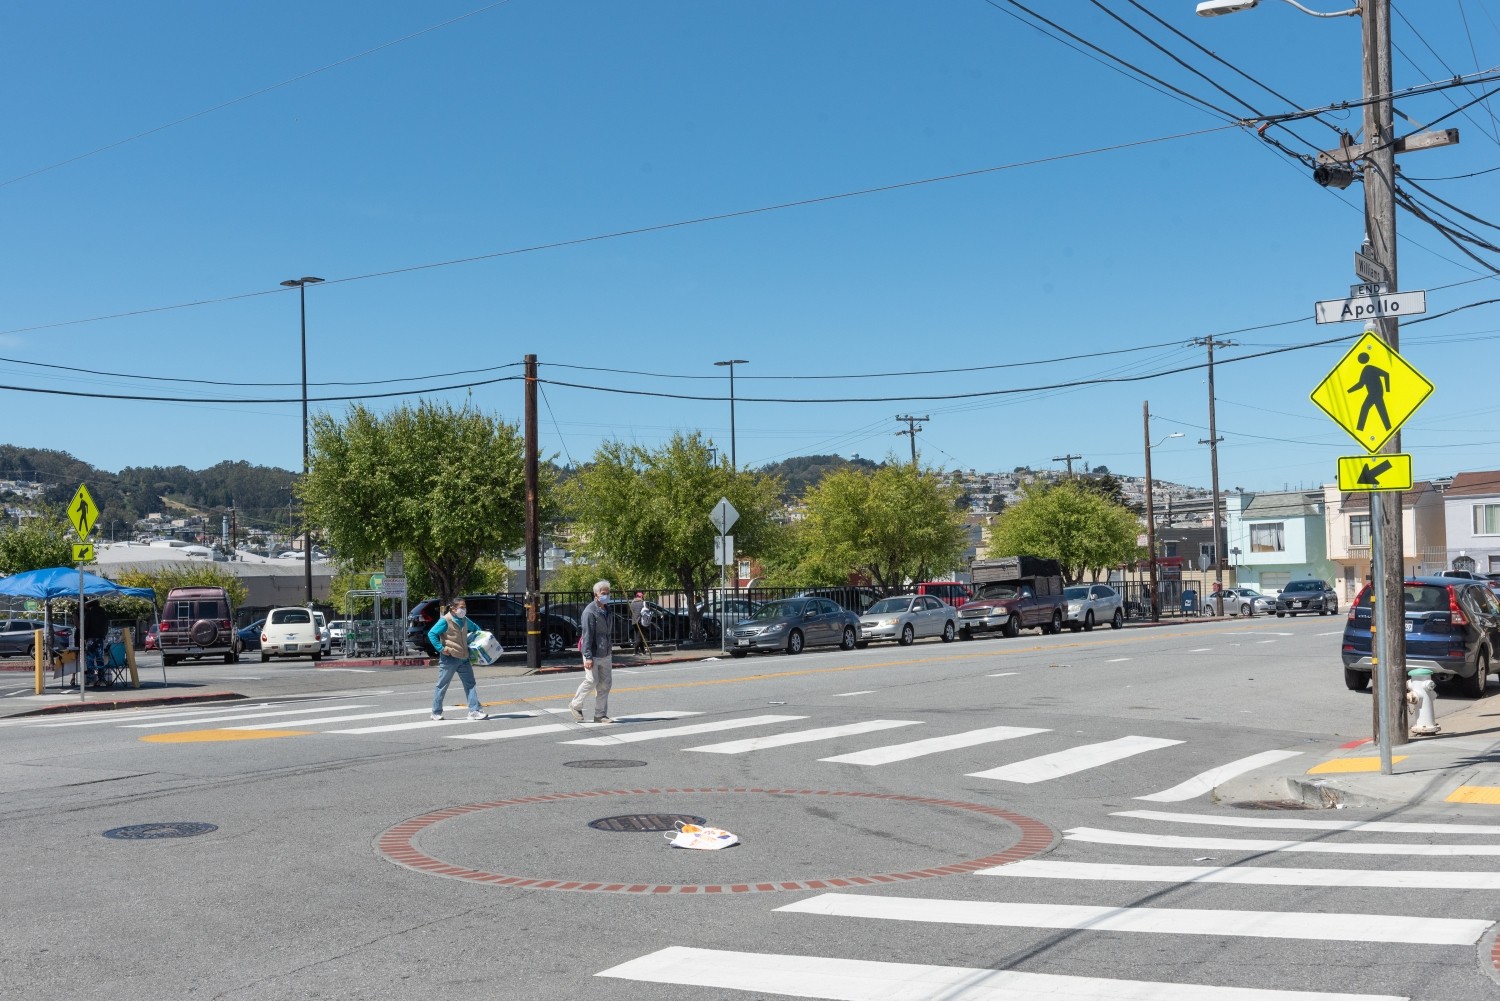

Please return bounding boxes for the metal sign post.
[66,483,99,704]
[709,498,739,655]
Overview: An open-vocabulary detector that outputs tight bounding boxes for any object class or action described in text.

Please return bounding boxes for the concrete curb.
[8,691,249,718]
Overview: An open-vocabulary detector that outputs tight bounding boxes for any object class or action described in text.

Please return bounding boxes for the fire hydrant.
[1406,668,1440,736]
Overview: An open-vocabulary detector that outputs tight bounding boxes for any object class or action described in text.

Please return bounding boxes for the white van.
[260,607,322,662]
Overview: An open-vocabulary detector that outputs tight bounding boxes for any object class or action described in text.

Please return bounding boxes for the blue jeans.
[432,654,482,716]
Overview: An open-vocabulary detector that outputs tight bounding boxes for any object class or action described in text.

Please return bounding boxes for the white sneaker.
[430,713,444,721]
[467,711,488,721]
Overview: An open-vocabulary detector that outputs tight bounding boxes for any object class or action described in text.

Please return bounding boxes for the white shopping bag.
[664,821,738,850]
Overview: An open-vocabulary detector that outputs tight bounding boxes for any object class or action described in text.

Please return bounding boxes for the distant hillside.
[758,454,883,501]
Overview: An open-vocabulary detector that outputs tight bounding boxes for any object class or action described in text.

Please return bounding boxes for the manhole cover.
[563,759,647,769]
[588,813,707,833]
[103,822,218,840]
[1228,800,1314,811]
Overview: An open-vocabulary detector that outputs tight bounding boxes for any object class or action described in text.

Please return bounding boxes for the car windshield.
[753,600,804,620]
[866,598,912,615]
[1284,581,1320,593]
[1064,586,1088,600]
[974,584,1019,600]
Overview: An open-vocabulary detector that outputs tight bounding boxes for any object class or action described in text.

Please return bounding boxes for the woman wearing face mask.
[570,580,616,723]
[427,598,488,721]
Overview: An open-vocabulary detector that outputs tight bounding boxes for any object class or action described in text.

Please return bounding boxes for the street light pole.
[281,276,324,606]
[714,359,748,470]
[1143,401,1183,623]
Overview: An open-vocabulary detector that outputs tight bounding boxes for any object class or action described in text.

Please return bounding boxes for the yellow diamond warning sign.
[67,483,99,539]
[1337,454,1413,492]
[1310,331,1433,453]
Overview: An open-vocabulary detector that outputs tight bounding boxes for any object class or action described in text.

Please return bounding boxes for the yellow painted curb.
[142,728,313,743]
[1445,785,1500,805]
[1307,755,1408,774]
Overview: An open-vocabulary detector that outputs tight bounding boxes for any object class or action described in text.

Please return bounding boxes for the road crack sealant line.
[376,788,1057,893]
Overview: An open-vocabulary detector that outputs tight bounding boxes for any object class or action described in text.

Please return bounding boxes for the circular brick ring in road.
[376,787,1056,894]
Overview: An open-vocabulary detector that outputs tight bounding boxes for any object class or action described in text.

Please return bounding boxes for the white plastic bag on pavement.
[664,821,738,850]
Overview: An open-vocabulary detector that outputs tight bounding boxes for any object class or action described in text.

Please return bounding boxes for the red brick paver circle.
[376,787,1056,894]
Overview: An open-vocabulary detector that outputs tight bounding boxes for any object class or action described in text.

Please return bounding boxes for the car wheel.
[1344,667,1369,691]
[729,650,747,658]
[223,651,235,664]
[1463,650,1489,698]
[840,626,857,650]
[312,652,322,663]
[1002,616,1020,638]
[24,642,33,658]
[1276,611,1285,618]
[786,630,804,655]
[899,624,915,646]
[163,655,179,667]
[1051,610,1063,634]
[1329,602,1338,616]
[1240,603,1251,616]
[1068,621,1082,633]
[958,627,972,641]
[1083,611,1095,632]
[1111,608,1123,630]
[544,631,569,655]
[855,641,869,649]
[259,652,269,663]
[941,621,955,643]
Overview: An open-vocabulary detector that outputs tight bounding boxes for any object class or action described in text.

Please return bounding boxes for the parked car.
[1275,579,1339,617]
[407,596,580,657]
[697,596,761,623]
[1062,583,1124,632]
[960,556,1067,638]
[1437,569,1486,580]
[552,598,721,648]
[313,611,331,656]
[1200,587,1275,617]
[856,594,956,647]
[237,618,265,652]
[158,585,238,666]
[0,619,64,658]
[260,607,322,662]
[144,622,159,651]
[795,586,880,614]
[727,597,859,657]
[915,582,972,608]
[1341,577,1498,696]
[327,620,349,651]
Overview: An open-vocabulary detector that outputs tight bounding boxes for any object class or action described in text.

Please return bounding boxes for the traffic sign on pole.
[67,483,99,538]
[1337,454,1413,492]
[710,497,739,535]
[71,543,94,563]
[1314,289,1426,325]
[1309,331,1433,453]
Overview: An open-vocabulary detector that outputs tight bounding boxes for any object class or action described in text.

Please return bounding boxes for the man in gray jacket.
[570,579,616,723]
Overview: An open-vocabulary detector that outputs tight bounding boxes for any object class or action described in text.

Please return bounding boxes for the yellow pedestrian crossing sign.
[1337,454,1413,492]
[1310,331,1433,453]
[72,543,95,562]
[67,483,99,538]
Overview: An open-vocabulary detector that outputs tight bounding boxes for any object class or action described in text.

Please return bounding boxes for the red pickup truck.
[956,556,1068,639]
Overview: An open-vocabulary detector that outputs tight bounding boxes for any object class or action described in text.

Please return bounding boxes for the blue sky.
[2,1,1497,494]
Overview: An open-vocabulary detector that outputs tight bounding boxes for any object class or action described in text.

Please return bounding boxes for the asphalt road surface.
[2,616,1496,1000]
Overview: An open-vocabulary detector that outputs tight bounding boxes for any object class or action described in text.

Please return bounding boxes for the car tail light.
[160,621,172,631]
[1447,586,1468,626]
[1348,584,1370,621]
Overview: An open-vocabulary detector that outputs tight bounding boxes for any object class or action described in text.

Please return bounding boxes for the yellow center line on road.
[142,728,315,743]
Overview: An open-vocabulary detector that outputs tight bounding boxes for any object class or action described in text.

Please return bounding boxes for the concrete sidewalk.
[1217,691,1500,810]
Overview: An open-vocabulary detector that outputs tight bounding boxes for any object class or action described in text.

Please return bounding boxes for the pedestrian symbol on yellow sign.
[1310,331,1433,453]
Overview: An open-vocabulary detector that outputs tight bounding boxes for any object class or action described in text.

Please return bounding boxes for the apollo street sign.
[1314,289,1426,324]
[67,483,99,538]
[1310,331,1434,453]
[1337,454,1413,492]
[71,543,95,563]
[710,497,739,535]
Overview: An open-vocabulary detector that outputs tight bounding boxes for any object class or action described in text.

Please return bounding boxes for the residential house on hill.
[1224,489,1332,595]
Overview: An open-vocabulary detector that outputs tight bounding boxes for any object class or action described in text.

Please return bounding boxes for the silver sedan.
[857,594,956,647]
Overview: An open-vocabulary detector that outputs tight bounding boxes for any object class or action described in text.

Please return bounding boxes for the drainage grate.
[588,813,706,833]
[1228,800,1314,811]
[103,822,218,840]
[563,759,647,769]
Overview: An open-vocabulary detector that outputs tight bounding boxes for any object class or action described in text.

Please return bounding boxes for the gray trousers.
[570,654,612,717]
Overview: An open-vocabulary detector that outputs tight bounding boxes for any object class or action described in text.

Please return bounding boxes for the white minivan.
[260,607,322,662]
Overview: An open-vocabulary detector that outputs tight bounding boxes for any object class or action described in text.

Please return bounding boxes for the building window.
[1162,542,1178,557]
[1249,523,1285,553]
[1349,515,1371,547]
[1474,504,1500,536]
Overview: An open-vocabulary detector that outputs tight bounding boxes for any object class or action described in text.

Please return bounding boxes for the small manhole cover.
[103,822,218,840]
[588,813,707,833]
[563,759,647,769]
[1228,800,1314,811]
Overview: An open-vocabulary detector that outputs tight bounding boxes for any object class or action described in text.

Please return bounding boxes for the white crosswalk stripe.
[684,719,921,754]
[978,859,1500,889]
[597,947,1405,1001]
[1065,826,1500,855]
[1134,750,1304,802]
[561,714,803,746]
[1114,809,1500,835]
[818,725,1047,766]
[123,704,376,728]
[966,735,1182,783]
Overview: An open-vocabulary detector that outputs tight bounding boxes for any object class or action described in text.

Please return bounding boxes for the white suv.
[260,607,322,662]
[313,611,331,656]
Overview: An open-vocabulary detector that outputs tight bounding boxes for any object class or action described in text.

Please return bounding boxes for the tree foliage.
[0,508,76,575]
[795,464,968,593]
[564,432,784,634]
[301,401,532,605]
[109,563,249,609]
[987,479,1141,584]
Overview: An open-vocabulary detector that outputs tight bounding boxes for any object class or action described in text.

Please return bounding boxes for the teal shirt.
[428,614,478,657]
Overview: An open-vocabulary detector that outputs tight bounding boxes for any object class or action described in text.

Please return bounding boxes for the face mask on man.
[596,592,610,606]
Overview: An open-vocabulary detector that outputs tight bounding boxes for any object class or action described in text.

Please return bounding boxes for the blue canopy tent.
[0,567,158,693]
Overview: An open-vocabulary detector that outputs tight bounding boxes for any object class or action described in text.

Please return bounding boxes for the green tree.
[564,432,783,637]
[797,464,967,593]
[301,401,532,605]
[987,479,1141,584]
[0,508,75,575]
[109,563,249,608]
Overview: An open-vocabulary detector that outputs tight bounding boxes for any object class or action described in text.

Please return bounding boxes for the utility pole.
[1053,454,1083,477]
[524,354,541,672]
[895,415,928,467]
[1194,336,1232,616]
[1143,403,1160,624]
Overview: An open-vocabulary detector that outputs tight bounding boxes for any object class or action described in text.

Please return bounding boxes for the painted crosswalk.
[966,735,1182,783]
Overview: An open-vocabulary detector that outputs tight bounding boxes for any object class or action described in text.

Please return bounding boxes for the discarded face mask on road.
[665,821,739,850]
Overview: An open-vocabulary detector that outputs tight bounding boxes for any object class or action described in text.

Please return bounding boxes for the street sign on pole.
[72,543,94,563]
[1337,454,1413,492]
[1354,250,1389,285]
[710,497,739,535]
[1309,331,1433,453]
[67,483,98,539]
[714,535,735,566]
[1314,289,1426,324]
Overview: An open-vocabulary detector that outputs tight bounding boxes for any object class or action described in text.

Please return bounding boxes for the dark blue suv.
[1341,577,1500,696]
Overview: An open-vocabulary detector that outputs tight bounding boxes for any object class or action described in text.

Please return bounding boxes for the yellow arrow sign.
[1337,454,1413,492]
[72,543,95,562]
[67,483,99,539]
[1310,332,1433,453]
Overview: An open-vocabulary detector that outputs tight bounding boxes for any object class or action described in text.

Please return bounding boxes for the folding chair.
[100,640,130,688]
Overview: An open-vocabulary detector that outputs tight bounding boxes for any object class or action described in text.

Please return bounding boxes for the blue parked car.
[1341,577,1500,696]
[237,618,264,653]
